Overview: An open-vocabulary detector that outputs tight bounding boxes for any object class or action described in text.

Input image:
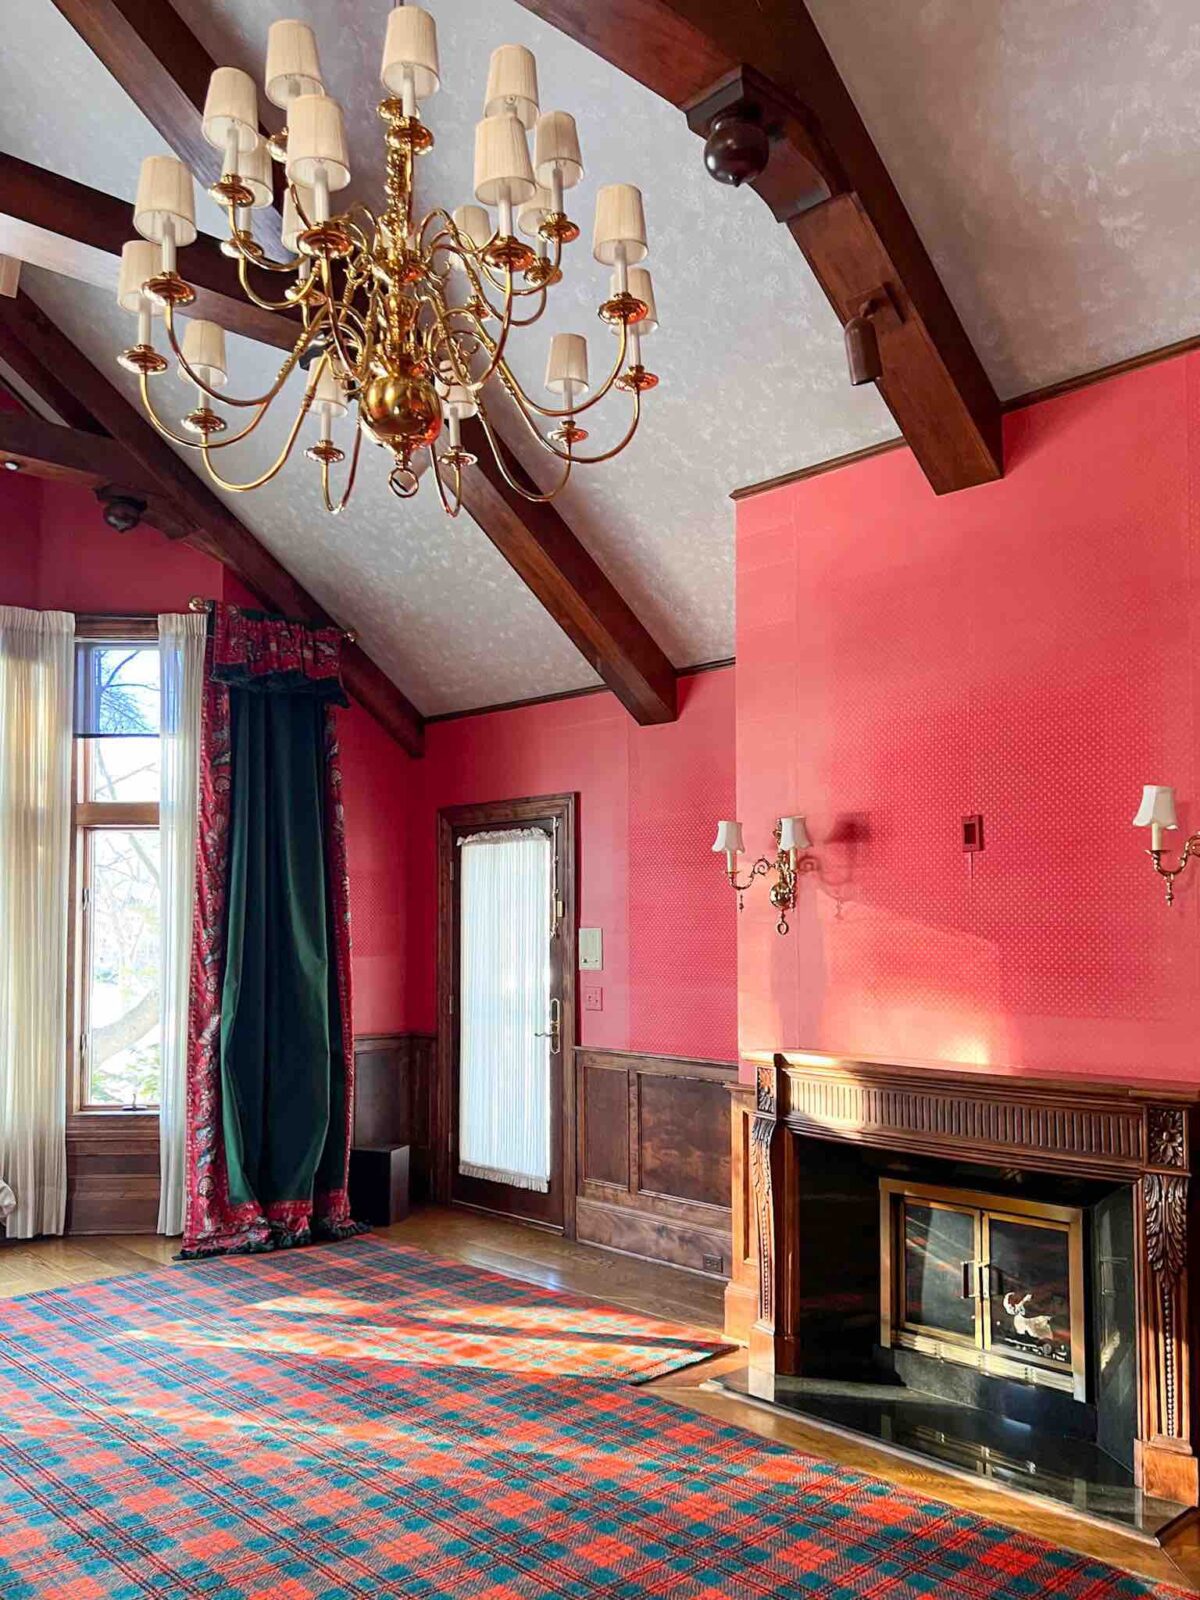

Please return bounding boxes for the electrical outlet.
[583,986,603,1012]
[702,1254,724,1274]
[962,813,984,852]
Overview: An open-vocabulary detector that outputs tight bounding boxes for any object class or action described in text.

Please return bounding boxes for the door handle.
[534,997,561,1055]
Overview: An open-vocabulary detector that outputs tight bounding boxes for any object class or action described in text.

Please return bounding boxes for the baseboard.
[576,1195,732,1278]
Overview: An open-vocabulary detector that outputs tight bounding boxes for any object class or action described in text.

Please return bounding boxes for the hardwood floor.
[1,1205,1197,1593]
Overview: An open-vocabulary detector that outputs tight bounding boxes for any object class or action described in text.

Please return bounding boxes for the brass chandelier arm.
[493,315,630,423]
[163,297,324,409]
[199,388,316,492]
[542,389,643,466]
[320,421,365,516]
[474,402,572,502]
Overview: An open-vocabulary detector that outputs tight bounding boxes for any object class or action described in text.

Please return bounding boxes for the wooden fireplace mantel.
[725,1050,1199,1507]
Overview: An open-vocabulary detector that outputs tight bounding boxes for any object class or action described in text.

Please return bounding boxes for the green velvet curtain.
[218,692,348,1226]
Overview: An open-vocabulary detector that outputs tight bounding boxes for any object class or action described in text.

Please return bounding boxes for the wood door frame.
[435,793,578,1236]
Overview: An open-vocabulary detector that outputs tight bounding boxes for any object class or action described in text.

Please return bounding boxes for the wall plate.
[579,926,603,970]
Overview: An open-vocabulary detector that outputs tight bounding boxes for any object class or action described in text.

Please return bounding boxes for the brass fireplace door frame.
[879,1178,1088,1401]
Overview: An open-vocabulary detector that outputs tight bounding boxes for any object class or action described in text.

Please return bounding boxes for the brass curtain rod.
[187,595,357,643]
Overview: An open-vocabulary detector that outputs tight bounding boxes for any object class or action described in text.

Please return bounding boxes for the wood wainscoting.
[353,1032,437,1202]
[574,1048,737,1277]
[65,1114,160,1235]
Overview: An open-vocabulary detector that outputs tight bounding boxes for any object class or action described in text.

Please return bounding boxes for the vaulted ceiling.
[1,0,1197,716]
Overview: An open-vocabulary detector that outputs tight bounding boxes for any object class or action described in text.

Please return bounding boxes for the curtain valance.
[210,605,348,703]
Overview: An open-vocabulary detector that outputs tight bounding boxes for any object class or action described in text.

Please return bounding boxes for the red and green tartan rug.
[0,1236,1186,1598]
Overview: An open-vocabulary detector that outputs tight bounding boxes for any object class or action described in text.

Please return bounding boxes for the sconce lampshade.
[134,156,197,246]
[778,815,811,852]
[381,5,441,100]
[1133,785,1178,830]
[545,332,589,395]
[712,820,745,856]
[534,111,582,189]
[281,183,316,251]
[180,319,228,388]
[473,113,535,206]
[484,45,539,130]
[265,20,324,107]
[610,266,658,334]
[286,94,351,190]
[593,183,648,265]
[116,240,163,315]
[452,203,491,252]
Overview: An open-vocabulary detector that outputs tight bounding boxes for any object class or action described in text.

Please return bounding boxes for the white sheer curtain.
[0,607,74,1238]
[156,611,205,1235]
[458,828,552,1191]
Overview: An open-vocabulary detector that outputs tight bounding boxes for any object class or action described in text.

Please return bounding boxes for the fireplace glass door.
[882,1179,1086,1398]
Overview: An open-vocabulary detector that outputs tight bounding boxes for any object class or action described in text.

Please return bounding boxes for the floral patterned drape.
[181,606,360,1257]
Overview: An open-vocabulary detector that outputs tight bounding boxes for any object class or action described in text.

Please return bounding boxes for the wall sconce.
[1132,784,1197,905]
[712,815,813,934]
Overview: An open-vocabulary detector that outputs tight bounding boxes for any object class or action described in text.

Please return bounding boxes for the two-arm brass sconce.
[712,816,813,934]
[1133,784,1200,905]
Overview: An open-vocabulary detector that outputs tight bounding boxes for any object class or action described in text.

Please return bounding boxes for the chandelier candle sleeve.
[265,20,323,106]
[381,6,440,105]
[485,45,539,130]
[1133,785,1179,852]
[118,239,162,347]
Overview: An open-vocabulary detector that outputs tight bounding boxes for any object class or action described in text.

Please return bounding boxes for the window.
[71,625,162,1112]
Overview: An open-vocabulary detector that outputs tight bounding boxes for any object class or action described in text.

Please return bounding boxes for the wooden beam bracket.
[685,65,845,223]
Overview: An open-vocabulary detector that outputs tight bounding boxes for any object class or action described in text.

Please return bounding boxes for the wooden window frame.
[68,616,162,1130]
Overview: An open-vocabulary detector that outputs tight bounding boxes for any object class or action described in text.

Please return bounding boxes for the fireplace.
[881,1179,1087,1397]
[720,1053,1199,1541]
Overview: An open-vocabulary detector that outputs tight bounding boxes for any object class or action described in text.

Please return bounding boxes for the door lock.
[534,996,561,1055]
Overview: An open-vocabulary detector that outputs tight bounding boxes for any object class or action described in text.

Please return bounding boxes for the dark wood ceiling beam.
[512,0,1003,495]
[0,410,193,537]
[460,421,677,725]
[0,155,295,350]
[48,0,285,255]
[0,292,424,756]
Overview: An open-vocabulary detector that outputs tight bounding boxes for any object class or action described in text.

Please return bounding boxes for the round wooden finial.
[703,111,770,188]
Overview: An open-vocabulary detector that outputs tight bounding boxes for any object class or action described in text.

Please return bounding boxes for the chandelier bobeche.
[117,7,660,514]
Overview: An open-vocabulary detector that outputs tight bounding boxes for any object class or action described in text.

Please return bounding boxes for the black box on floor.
[349,1144,410,1226]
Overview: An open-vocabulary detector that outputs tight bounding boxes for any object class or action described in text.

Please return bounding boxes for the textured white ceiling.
[3,1,1200,713]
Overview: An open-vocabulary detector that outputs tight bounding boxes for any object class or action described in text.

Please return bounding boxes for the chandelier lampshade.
[534,111,582,188]
[286,94,351,190]
[381,5,440,101]
[238,140,275,209]
[484,45,539,130]
[116,7,660,517]
[117,241,163,314]
[180,320,229,388]
[593,183,647,265]
[615,266,658,333]
[517,187,554,237]
[546,332,589,395]
[265,20,324,106]
[133,156,197,246]
[202,68,260,158]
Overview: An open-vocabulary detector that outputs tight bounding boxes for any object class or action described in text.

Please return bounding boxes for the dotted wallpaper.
[736,352,1200,1083]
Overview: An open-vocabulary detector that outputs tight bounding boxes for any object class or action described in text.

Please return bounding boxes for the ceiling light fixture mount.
[115,8,661,517]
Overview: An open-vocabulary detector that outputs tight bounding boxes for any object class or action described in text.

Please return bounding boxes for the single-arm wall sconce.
[1132,784,1197,904]
[712,815,813,934]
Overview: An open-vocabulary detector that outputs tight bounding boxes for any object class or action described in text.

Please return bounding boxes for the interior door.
[449,812,568,1228]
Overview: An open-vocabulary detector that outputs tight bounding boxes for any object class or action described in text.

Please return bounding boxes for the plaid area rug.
[0,1239,1186,1599]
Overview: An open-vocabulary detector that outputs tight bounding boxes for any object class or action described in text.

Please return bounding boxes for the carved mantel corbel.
[1137,1103,1195,1504]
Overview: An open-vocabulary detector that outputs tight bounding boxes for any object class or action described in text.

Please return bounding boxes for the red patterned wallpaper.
[736,352,1200,1083]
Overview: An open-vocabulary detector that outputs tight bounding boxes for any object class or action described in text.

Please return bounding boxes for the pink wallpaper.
[736,353,1200,1083]
[405,669,739,1062]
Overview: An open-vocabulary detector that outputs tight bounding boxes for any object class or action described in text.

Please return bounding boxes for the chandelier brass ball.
[360,367,442,451]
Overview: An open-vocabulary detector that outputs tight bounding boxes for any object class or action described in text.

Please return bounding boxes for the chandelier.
[116,7,660,515]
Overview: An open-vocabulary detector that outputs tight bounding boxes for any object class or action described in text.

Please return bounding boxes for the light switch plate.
[579,926,603,970]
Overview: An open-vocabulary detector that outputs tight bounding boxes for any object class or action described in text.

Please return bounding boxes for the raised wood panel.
[581,1062,630,1189]
[65,1117,159,1235]
[637,1072,729,1208]
[575,1048,736,1276]
[353,1032,436,1202]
